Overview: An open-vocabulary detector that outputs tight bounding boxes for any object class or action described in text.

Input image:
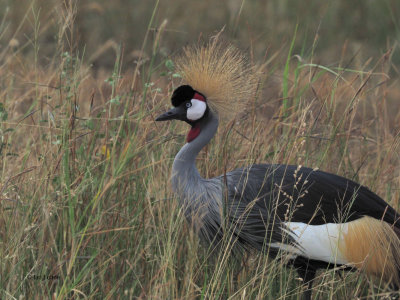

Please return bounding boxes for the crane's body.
[156,41,400,299]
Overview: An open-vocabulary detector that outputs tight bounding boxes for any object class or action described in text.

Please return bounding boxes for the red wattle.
[187,125,201,142]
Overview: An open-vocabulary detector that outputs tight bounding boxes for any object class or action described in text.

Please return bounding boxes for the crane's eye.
[186,99,207,121]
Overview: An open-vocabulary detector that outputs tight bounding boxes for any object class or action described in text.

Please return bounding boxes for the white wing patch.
[187,99,207,121]
[270,222,350,264]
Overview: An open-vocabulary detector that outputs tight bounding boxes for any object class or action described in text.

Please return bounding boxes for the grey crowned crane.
[155,40,400,299]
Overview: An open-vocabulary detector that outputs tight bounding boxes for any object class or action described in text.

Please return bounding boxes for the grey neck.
[171,110,219,193]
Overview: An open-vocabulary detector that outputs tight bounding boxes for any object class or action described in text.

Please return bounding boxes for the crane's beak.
[155,106,186,121]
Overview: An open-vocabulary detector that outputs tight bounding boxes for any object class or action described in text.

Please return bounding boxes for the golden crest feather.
[175,38,257,120]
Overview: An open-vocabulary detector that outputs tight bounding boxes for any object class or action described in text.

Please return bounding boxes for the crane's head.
[155,85,208,142]
[155,39,257,142]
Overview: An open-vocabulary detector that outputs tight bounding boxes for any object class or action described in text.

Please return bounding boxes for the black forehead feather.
[171,85,195,107]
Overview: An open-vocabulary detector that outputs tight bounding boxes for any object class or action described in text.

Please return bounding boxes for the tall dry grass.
[1,1,400,299]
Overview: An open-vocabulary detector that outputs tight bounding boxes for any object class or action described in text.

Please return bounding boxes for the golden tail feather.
[341,216,400,285]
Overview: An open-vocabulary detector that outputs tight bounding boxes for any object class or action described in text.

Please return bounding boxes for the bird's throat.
[187,124,201,142]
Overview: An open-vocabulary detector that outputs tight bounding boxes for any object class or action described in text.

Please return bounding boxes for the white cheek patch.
[187,99,207,121]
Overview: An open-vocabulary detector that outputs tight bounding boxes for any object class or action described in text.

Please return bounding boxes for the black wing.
[225,164,400,227]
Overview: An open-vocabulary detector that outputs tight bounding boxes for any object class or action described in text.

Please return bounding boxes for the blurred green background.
[1,0,399,71]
